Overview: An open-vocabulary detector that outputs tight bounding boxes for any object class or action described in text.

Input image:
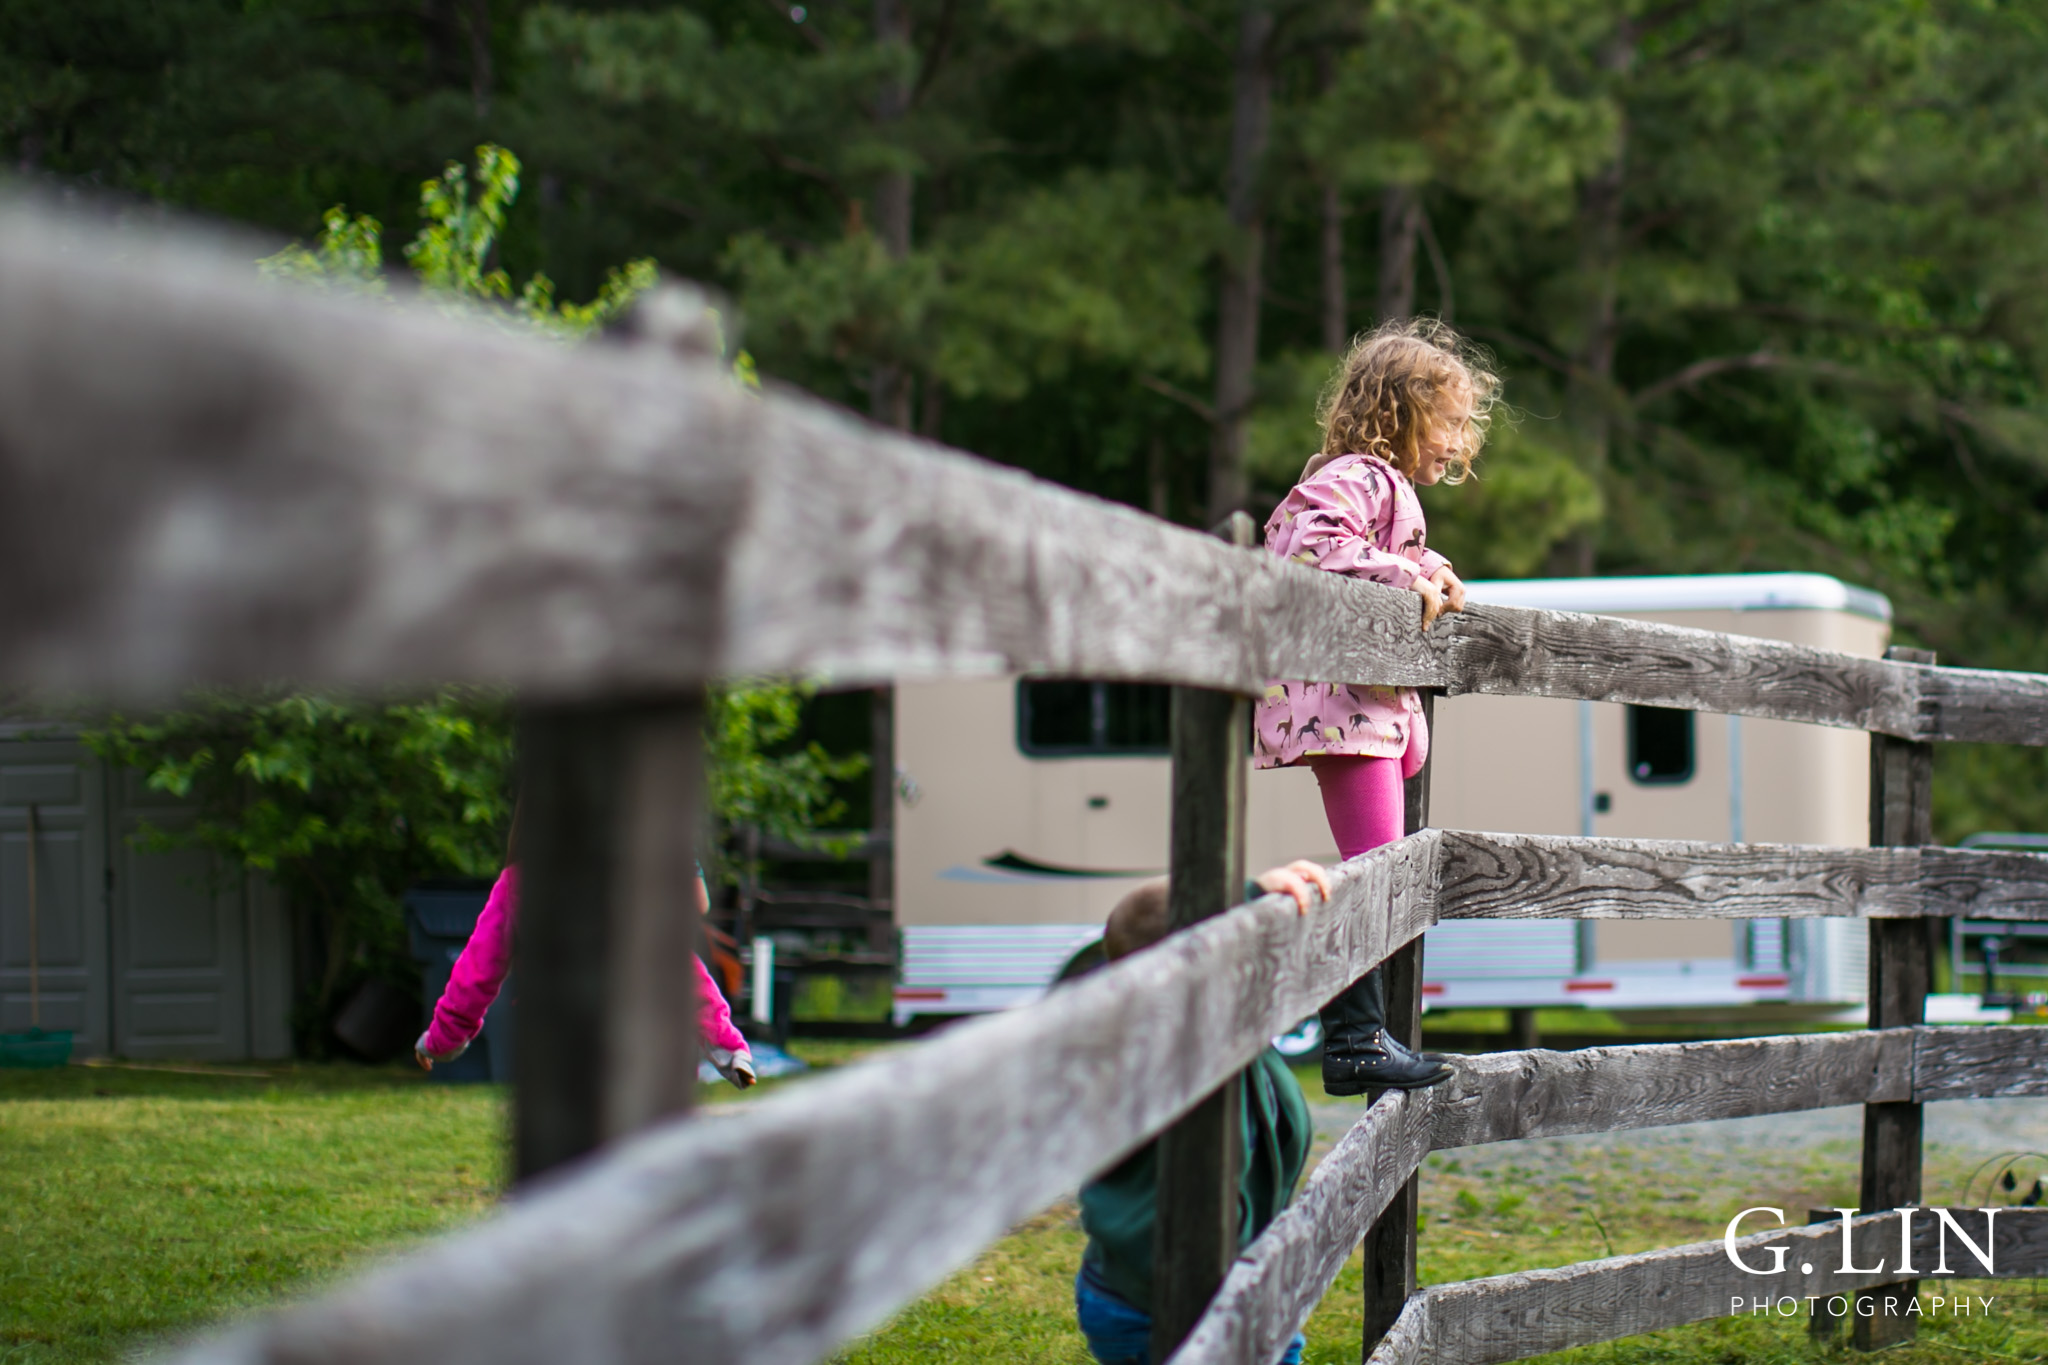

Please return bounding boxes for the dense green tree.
[527,1,1223,450]
[11,0,2048,839]
[0,0,511,237]
[79,150,862,1044]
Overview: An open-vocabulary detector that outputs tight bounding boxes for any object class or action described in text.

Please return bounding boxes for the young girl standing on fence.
[415,809,756,1089]
[1259,318,1497,1095]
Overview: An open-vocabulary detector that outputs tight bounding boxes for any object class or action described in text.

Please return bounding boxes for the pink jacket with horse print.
[1253,454,1449,769]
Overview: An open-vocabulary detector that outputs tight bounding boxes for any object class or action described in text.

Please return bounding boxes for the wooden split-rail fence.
[4,201,2048,1365]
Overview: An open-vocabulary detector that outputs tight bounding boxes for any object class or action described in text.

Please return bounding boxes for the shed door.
[108,768,248,1059]
[1,742,109,1051]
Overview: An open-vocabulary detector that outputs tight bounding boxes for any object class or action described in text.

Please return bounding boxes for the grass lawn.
[6,1048,2045,1364]
[831,1065,2048,1365]
[0,1060,507,1364]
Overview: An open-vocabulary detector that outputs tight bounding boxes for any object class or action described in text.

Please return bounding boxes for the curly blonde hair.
[1307,317,1499,485]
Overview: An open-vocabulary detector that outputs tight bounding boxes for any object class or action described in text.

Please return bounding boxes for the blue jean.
[1074,1269,1304,1365]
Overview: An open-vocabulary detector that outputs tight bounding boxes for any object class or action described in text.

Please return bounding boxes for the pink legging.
[1307,755,1406,860]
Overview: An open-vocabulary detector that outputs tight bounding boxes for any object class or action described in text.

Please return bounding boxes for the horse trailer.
[890,573,1892,1027]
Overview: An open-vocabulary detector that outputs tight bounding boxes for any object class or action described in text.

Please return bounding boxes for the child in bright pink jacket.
[1255,318,1496,1098]
[415,864,756,1089]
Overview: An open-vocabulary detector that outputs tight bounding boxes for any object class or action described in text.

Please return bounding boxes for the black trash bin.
[403,879,514,1084]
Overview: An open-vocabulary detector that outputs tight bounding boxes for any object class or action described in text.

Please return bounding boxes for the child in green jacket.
[1074,864,1325,1365]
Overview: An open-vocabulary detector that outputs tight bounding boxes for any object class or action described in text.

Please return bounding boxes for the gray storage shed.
[0,726,293,1060]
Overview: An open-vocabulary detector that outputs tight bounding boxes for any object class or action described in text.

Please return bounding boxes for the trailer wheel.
[1271,1017,1323,1059]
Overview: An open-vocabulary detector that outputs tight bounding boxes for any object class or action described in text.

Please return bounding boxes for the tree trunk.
[1207,0,1276,523]
[1316,50,1347,353]
[465,0,494,119]
[1419,206,1454,325]
[1321,181,1347,352]
[1376,184,1421,323]
[421,0,464,90]
[1558,25,1635,577]
[871,0,914,430]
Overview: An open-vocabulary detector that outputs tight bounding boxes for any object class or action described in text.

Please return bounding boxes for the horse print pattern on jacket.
[1254,454,1449,768]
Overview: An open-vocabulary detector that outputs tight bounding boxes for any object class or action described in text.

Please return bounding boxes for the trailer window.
[1627,705,1695,785]
[1018,681,1172,756]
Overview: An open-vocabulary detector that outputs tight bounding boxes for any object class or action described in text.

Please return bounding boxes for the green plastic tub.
[0,1028,74,1068]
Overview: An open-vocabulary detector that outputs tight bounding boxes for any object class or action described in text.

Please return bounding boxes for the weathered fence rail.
[5,204,2048,747]
[172,839,1438,1365]
[164,835,2047,1365]
[1367,1209,2048,1365]
[1175,1025,2048,1365]
[0,202,2043,1365]
[1439,832,2048,922]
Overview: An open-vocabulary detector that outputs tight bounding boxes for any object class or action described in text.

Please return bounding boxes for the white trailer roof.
[1463,572,1891,623]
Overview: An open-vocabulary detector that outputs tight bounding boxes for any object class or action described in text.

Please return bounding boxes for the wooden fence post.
[1152,514,1255,1363]
[514,697,706,1182]
[1854,645,1935,1349]
[1363,690,1435,1355]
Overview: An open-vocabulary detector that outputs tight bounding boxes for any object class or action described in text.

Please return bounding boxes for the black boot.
[1319,969,1451,1096]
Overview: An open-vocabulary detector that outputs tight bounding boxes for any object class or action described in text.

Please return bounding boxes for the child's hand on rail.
[1412,566,1466,628]
[1254,860,1332,915]
[1430,564,1467,615]
[1411,574,1445,628]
